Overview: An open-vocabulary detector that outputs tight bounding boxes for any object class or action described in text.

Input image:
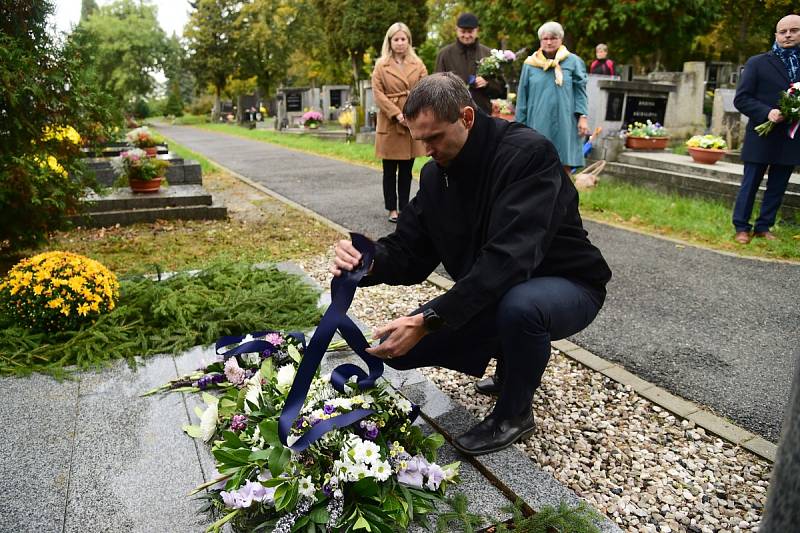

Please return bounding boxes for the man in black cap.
[435,12,503,114]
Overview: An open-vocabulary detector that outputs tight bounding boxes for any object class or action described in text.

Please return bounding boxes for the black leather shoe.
[452,412,536,456]
[474,375,502,395]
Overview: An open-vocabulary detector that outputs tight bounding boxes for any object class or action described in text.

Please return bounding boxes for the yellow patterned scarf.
[525,45,571,86]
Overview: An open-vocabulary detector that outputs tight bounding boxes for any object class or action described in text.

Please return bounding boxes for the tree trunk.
[212,86,221,122]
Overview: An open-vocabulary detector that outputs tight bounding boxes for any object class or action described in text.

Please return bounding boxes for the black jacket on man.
[361,111,612,331]
[435,40,505,114]
[734,51,800,166]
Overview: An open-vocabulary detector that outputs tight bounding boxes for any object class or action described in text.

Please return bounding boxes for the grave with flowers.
[0,254,620,532]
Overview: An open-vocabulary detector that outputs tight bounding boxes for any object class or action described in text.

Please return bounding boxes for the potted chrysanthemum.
[625,120,670,150]
[685,134,727,164]
[302,110,323,129]
[125,126,164,156]
[111,148,170,193]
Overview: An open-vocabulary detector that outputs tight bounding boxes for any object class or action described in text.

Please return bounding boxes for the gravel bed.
[297,252,771,533]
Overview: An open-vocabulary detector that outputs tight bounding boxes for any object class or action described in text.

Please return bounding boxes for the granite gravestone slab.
[623,95,668,126]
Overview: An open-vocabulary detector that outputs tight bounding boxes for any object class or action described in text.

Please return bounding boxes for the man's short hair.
[403,73,476,123]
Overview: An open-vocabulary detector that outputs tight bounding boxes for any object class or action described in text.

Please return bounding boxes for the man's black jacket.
[361,111,612,330]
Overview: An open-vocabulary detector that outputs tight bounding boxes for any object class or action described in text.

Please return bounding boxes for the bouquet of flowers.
[302,111,324,128]
[491,98,515,116]
[686,134,727,150]
[111,148,169,182]
[0,251,119,332]
[626,120,669,138]
[147,330,460,532]
[476,49,517,79]
[125,126,163,148]
[754,81,800,138]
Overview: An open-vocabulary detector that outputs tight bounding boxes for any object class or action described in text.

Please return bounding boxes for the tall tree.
[472,0,718,72]
[80,0,98,21]
[72,0,169,108]
[234,0,304,97]
[184,0,240,120]
[313,0,429,88]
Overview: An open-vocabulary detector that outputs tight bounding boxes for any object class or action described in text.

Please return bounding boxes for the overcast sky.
[50,0,192,37]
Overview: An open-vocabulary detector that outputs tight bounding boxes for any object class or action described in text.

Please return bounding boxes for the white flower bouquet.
[147,330,460,532]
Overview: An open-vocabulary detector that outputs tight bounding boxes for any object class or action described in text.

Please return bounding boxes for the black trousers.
[386,276,604,419]
[382,159,414,211]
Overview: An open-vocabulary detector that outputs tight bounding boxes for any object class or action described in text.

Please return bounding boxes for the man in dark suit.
[732,14,800,244]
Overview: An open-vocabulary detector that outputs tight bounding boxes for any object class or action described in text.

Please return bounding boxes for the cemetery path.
[156,123,800,443]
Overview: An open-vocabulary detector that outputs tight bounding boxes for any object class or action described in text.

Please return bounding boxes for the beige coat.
[371,55,428,160]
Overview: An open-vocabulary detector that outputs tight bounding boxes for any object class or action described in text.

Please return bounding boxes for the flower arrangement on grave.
[146,329,460,533]
[337,109,354,129]
[126,126,162,148]
[491,97,516,118]
[476,49,517,79]
[112,148,169,182]
[302,110,323,129]
[754,81,800,138]
[0,251,119,332]
[686,134,727,150]
[626,120,668,138]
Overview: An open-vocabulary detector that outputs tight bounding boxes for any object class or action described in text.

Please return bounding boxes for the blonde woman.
[372,22,428,223]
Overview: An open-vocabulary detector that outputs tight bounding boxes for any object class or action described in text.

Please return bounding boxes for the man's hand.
[577,116,590,136]
[768,109,784,123]
[474,75,488,89]
[330,239,363,277]
[366,314,426,360]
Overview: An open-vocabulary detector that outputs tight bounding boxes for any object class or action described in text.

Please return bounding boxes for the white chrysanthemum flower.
[371,460,392,481]
[276,364,296,394]
[353,440,381,465]
[394,397,413,414]
[298,476,316,499]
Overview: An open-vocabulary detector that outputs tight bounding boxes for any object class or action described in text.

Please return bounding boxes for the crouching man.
[331,73,611,456]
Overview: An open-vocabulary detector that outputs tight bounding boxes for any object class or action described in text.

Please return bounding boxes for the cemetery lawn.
[192,122,800,262]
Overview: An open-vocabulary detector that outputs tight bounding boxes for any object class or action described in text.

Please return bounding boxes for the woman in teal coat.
[515,21,589,171]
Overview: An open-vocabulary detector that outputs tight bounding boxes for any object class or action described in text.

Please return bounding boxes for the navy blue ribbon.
[214,233,418,452]
[278,233,392,451]
[216,330,306,361]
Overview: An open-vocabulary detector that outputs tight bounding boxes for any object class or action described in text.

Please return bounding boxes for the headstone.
[647,61,707,137]
[276,87,320,128]
[321,85,351,121]
[623,95,668,126]
[710,88,747,149]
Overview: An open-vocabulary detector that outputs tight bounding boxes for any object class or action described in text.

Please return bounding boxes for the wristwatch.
[422,308,444,332]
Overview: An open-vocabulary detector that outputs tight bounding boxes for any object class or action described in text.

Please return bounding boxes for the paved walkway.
[156,124,800,443]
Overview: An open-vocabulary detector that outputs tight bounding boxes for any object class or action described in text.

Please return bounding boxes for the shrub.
[0,2,119,252]
[186,93,215,116]
[0,251,119,332]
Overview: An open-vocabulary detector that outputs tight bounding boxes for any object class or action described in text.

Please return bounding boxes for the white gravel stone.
[296,253,772,531]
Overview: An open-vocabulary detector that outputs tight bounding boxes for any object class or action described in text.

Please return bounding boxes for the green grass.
[581,179,800,260]
[164,134,218,174]
[195,122,431,176]
[0,263,322,377]
[180,123,799,262]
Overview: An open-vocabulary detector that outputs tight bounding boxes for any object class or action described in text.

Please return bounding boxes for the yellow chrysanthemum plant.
[0,252,120,332]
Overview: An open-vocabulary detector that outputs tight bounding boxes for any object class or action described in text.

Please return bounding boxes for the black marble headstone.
[623,95,667,126]
[286,92,302,112]
[605,92,625,121]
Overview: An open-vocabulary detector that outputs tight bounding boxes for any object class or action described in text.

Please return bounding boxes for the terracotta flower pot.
[144,146,158,157]
[687,146,726,165]
[625,136,670,150]
[129,176,163,193]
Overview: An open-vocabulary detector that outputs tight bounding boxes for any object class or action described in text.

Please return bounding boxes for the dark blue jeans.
[732,163,794,233]
[386,276,604,419]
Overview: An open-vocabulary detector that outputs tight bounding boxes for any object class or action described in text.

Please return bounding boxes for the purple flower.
[231,414,248,431]
[359,420,379,440]
[295,416,306,429]
[503,50,516,61]
[322,483,334,497]
[323,403,336,415]
[224,358,247,386]
[265,332,284,346]
[396,455,429,489]
[426,463,445,490]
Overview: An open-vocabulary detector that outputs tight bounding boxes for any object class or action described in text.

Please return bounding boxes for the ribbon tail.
[789,121,799,139]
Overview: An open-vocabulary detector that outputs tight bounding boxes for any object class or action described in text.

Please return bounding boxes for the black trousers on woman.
[382,159,414,211]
